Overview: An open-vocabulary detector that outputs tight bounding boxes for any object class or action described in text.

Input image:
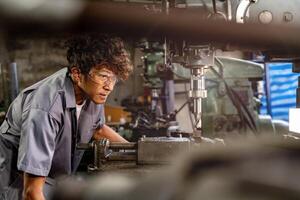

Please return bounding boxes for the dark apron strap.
[70,108,78,172]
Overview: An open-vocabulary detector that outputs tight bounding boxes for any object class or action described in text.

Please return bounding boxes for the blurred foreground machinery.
[53,136,300,200]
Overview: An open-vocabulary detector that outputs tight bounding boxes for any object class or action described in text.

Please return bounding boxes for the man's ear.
[70,66,81,83]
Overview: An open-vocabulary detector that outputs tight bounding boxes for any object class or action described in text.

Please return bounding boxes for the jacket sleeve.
[17,108,59,176]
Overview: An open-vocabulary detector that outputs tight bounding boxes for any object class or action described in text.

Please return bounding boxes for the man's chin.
[92,98,106,104]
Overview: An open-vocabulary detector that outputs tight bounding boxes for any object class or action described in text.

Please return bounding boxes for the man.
[0,34,132,200]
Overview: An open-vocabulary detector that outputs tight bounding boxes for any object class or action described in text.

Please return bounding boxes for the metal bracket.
[236,0,258,23]
[88,139,112,171]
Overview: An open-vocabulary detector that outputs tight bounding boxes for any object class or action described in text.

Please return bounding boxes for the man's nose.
[103,82,114,91]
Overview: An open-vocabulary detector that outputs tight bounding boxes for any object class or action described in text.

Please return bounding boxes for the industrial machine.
[125,45,288,141]
[112,0,294,140]
[172,56,290,138]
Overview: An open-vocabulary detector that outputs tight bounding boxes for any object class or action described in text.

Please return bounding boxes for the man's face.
[78,65,117,104]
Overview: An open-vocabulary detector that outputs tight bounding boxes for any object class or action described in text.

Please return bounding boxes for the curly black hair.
[65,34,132,80]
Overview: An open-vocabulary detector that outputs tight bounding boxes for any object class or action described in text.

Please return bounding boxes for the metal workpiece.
[109,142,137,150]
[77,141,136,151]
[78,140,137,171]
[107,152,136,161]
[88,139,111,171]
[137,137,192,165]
[76,143,93,150]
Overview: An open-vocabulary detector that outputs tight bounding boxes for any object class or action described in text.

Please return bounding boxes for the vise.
[77,136,192,171]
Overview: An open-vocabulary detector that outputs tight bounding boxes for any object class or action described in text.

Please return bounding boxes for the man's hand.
[93,124,128,143]
[23,173,46,200]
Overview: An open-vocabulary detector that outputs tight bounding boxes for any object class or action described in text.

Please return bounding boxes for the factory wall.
[0,36,68,109]
[0,34,10,112]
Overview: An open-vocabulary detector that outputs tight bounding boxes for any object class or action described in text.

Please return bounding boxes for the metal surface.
[246,0,300,26]
[137,136,192,164]
[236,0,257,23]
[107,152,136,161]
[257,115,275,135]
[110,142,137,150]
[88,139,111,171]
[172,56,264,79]
[77,142,137,150]
[78,140,137,170]
[226,0,232,21]
[188,67,207,131]
[258,10,273,24]
[77,140,137,171]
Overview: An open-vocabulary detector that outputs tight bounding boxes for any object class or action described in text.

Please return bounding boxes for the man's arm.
[23,173,46,200]
[93,124,128,143]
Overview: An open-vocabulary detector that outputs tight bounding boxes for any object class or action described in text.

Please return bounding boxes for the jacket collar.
[64,73,76,108]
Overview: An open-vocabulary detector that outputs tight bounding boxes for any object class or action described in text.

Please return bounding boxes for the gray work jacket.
[0,68,105,199]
